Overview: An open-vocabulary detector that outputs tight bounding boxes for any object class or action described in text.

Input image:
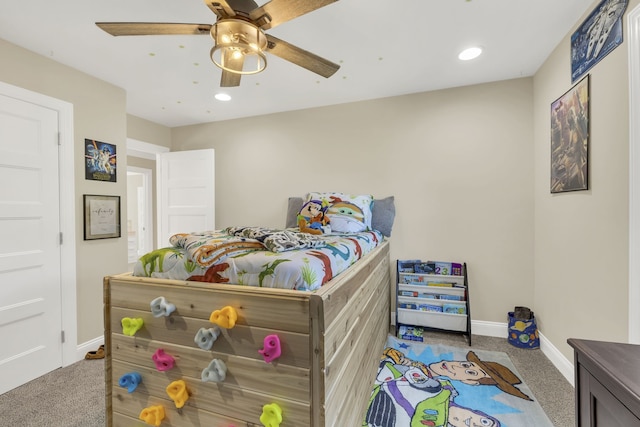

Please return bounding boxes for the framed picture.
[83,194,121,240]
[570,0,627,83]
[85,139,117,182]
[550,75,590,193]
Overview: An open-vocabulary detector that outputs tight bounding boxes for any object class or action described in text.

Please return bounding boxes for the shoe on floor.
[85,344,105,360]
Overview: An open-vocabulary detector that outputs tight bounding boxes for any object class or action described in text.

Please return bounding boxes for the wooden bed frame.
[104,240,390,426]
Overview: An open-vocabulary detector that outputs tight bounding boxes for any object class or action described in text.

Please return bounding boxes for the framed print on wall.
[550,75,589,193]
[570,0,627,83]
[83,194,121,240]
[85,139,117,182]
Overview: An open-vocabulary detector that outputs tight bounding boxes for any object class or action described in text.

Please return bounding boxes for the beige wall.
[533,0,639,359]
[1,0,634,361]
[0,38,129,344]
[171,78,536,325]
[127,114,172,148]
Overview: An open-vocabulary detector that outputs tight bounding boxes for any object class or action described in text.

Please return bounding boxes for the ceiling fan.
[96,0,341,87]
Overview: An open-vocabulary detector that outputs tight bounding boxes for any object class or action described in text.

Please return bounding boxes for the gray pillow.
[285,197,304,228]
[286,195,395,237]
[371,196,396,237]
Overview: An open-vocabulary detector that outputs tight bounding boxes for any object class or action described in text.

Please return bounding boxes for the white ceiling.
[0,0,595,127]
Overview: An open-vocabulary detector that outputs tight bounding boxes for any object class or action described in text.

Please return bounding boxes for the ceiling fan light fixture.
[210,19,267,75]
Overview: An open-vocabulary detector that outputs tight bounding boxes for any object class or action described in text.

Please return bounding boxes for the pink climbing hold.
[258,334,282,363]
[152,348,175,371]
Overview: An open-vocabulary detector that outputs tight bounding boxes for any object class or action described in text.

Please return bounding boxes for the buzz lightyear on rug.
[363,335,553,427]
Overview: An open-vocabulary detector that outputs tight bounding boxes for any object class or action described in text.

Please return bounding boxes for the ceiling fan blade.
[249,0,338,30]
[202,0,236,19]
[96,22,211,36]
[219,50,244,87]
[265,34,339,78]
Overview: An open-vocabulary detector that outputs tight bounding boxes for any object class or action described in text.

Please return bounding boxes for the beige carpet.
[0,332,574,426]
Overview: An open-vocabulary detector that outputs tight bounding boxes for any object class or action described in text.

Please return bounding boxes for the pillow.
[286,197,304,228]
[306,192,374,233]
[286,195,396,236]
[371,196,396,237]
[296,199,331,235]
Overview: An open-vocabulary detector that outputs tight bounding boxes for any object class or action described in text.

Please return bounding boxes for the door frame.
[127,138,169,252]
[0,81,77,365]
[127,166,153,258]
[127,137,169,161]
[628,4,640,344]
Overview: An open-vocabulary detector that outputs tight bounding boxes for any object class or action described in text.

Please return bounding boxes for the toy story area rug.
[363,336,553,427]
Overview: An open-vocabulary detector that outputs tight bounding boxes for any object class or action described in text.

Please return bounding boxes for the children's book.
[443,304,466,314]
[397,259,421,273]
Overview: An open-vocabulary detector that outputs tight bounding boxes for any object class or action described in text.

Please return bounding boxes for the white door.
[629,4,640,343]
[0,94,62,394]
[157,149,215,247]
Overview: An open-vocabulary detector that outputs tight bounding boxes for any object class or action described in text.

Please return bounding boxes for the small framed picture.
[83,194,121,240]
[550,75,590,193]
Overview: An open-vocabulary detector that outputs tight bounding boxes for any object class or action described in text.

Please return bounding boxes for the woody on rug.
[363,335,553,427]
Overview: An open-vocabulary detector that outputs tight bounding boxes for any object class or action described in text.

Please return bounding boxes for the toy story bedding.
[133,226,383,291]
[364,336,554,427]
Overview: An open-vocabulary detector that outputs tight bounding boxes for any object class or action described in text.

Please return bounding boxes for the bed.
[103,195,395,426]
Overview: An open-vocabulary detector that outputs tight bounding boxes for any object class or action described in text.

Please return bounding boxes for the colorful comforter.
[132,227,383,291]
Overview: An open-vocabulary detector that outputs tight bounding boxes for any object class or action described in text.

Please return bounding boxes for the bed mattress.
[133,227,384,291]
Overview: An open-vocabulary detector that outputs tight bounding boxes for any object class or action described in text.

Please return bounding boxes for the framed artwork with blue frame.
[571,0,627,83]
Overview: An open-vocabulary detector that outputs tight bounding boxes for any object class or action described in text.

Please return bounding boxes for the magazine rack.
[395,259,471,345]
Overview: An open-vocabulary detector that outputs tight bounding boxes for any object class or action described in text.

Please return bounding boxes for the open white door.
[157,149,215,247]
[629,4,640,343]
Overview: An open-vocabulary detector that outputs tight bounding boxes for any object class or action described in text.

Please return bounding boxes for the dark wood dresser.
[568,338,640,426]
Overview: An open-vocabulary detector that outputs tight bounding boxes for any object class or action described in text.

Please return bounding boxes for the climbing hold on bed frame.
[118,372,142,393]
[121,317,144,336]
[194,326,222,350]
[166,379,189,409]
[139,405,165,426]
[259,334,282,363]
[260,402,283,427]
[152,348,175,371]
[150,296,176,317]
[209,306,238,329]
[201,358,227,382]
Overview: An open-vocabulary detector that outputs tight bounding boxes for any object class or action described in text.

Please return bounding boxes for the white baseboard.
[471,319,508,337]
[471,320,574,387]
[76,336,104,362]
[538,331,575,386]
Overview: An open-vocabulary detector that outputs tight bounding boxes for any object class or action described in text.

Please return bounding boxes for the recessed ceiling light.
[215,93,231,101]
[458,47,482,61]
